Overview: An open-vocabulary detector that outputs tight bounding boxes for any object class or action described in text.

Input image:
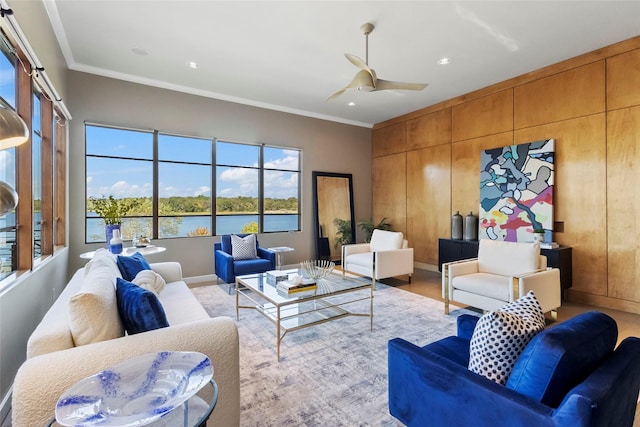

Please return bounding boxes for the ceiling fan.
[328,22,428,101]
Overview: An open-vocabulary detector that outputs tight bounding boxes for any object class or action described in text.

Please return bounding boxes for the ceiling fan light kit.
[328,22,427,100]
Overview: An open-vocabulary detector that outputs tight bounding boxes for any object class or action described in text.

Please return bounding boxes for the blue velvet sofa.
[214,234,276,285]
[388,311,640,427]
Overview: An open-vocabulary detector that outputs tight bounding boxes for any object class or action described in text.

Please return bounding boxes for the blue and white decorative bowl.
[55,351,213,426]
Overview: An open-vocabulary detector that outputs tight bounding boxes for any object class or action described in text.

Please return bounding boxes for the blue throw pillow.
[115,278,169,335]
[117,252,152,281]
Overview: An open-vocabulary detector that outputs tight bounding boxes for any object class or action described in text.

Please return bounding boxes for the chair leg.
[443,264,450,315]
[408,274,412,284]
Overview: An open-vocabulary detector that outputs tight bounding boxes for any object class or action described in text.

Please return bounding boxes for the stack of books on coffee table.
[276,275,317,295]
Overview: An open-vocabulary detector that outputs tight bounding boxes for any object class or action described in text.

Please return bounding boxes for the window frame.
[84,125,302,242]
[0,31,66,287]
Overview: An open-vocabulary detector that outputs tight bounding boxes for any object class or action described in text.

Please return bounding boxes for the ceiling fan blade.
[374,79,428,91]
[345,53,371,72]
[327,89,347,101]
[327,69,378,101]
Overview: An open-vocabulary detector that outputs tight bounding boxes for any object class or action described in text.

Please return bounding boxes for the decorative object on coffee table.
[300,259,335,280]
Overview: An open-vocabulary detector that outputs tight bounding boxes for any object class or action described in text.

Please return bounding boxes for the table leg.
[235,279,239,320]
[277,305,281,361]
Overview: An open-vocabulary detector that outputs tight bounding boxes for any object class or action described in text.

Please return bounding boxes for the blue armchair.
[388,311,640,427]
[214,234,276,291]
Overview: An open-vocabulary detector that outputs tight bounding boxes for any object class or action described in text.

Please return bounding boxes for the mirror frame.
[312,171,356,262]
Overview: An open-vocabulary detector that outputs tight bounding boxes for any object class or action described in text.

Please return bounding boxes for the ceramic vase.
[105,224,121,248]
[451,211,463,240]
[464,212,478,241]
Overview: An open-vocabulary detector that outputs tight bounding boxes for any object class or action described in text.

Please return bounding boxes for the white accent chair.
[442,239,561,318]
[342,229,414,285]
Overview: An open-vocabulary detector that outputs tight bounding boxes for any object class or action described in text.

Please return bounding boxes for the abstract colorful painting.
[479,139,554,242]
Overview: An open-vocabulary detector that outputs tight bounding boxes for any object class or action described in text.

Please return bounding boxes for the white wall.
[66,71,373,277]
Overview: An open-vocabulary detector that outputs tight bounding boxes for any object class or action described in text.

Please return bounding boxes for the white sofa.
[12,249,240,427]
[342,229,414,285]
[442,239,561,317]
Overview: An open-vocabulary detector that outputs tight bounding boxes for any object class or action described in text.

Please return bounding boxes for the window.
[0,31,66,286]
[215,141,300,234]
[32,90,42,258]
[263,146,300,232]
[158,133,212,238]
[85,126,301,242]
[0,38,17,279]
[215,141,259,234]
[85,125,153,242]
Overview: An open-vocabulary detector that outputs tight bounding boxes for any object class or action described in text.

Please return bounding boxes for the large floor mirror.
[312,171,355,262]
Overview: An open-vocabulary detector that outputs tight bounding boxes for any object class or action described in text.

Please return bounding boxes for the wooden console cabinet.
[438,238,573,290]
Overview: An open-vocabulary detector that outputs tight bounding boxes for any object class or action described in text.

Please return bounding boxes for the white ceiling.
[39,1,640,128]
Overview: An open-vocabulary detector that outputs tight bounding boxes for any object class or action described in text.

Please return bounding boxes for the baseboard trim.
[184,274,217,285]
[415,262,439,273]
[565,289,640,315]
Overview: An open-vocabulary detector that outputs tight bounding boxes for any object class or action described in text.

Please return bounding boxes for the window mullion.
[54,114,66,247]
[40,95,54,255]
[212,138,217,236]
[15,53,33,270]
[258,144,264,233]
[153,130,159,239]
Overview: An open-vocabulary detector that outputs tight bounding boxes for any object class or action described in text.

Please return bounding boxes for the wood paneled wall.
[371,36,640,314]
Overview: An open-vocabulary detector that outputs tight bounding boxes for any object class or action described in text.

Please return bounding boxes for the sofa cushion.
[468,291,545,385]
[132,269,166,295]
[346,252,373,268]
[117,252,152,281]
[506,311,618,408]
[69,249,124,346]
[369,229,404,252]
[478,240,540,277]
[423,336,471,367]
[233,258,273,276]
[116,278,169,335]
[451,273,511,301]
[231,234,258,260]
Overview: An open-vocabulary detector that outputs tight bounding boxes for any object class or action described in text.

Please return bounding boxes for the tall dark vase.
[105,224,121,248]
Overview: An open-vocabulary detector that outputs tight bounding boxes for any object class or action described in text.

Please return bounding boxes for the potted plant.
[358,217,392,243]
[88,195,140,243]
[533,228,545,243]
[334,218,353,249]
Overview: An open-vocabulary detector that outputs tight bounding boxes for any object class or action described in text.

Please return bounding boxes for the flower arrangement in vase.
[88,195,140,244]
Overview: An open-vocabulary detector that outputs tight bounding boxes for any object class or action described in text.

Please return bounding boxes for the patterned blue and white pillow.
[231,234,258,260]
[468,291,546,385]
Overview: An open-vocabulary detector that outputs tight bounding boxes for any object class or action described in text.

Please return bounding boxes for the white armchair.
[442,239,561,318]
[342,229,414,285]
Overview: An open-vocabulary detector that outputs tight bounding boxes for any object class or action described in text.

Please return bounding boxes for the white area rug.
[191,282,476,426]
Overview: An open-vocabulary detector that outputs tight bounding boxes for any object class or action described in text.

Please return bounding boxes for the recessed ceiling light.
[348,102,356,107]
[186,61,199,69]
[131,47,148,56]
[437,57,451,65]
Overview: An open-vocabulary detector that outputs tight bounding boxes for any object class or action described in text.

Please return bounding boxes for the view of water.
[86,214,299,242]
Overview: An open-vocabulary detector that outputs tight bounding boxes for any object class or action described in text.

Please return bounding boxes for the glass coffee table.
[235,269,374,361]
